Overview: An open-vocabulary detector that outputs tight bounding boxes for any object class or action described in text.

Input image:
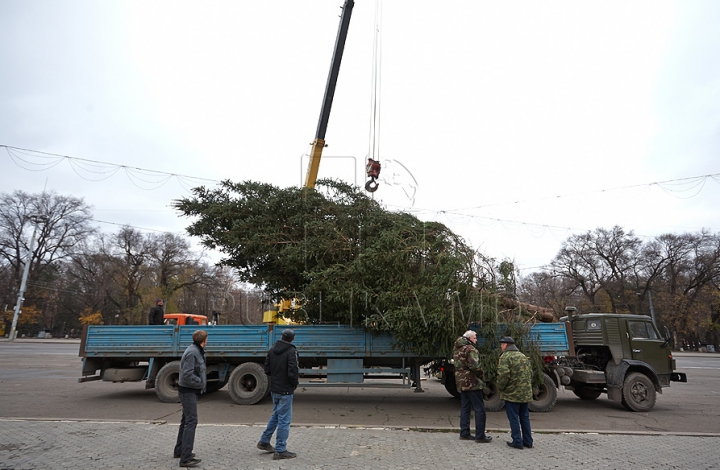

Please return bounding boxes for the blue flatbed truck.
[78,321,570,408]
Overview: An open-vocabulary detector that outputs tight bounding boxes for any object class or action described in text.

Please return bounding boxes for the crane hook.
[365,158,381,193]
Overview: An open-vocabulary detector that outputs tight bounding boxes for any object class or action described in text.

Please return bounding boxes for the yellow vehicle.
[262,298,304,325]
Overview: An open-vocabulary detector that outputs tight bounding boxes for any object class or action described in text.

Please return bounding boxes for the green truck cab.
[441,310,688,413]
[547,310,688,412]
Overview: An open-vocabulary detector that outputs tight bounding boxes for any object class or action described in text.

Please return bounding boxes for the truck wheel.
[228,362,268,405]
[528,373,557,412]
[444,376,460,399]
[155,361,181,403]
[573,385,602,400]
[621,372,656,412]
[483,381,505,412]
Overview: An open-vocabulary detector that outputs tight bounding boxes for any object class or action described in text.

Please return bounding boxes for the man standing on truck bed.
[149,299,164,325]
[174,329,207,467]
[496,336,533,450]
[257,328,299,460]
[453,330,492,443]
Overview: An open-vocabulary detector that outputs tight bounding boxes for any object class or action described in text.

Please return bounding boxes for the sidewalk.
[1,418,718,469]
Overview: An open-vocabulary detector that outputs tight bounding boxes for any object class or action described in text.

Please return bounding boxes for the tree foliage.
[174,179,507,357]
[78,308,104,326]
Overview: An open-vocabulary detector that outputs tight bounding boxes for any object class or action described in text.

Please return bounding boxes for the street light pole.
[648,291,657,328]
[9,217,41,341]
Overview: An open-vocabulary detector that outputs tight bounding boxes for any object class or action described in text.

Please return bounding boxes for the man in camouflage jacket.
[496,336,533,450]
[452,330,492,443]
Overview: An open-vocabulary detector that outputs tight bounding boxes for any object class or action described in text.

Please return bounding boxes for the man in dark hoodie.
[174,329,207,467]
[149,299,164,325]
[257,328,299,460]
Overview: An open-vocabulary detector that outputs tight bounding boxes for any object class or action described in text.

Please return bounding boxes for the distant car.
[163,313,208,326]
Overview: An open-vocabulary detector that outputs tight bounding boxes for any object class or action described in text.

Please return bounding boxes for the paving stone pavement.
[0,418,718,469]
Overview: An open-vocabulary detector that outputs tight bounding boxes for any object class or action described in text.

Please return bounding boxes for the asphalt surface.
[1,338,718,469]
[1,418,719,470]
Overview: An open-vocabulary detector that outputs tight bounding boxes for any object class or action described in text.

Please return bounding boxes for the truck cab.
[557,312,687,411]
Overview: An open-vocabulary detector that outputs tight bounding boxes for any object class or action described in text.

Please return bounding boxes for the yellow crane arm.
[304,138,325,189]
[303,0,354,189]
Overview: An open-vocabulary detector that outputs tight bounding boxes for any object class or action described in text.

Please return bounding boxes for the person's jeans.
[260,393,294,452]
[504,400,532,447]
[459,389,487,439]
[174,391,199,462]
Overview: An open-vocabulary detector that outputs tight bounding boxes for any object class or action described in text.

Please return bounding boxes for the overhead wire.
[4,143,719,236]
[446,172,720,212]
[2,145,222,187]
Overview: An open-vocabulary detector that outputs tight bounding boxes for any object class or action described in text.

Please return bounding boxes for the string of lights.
[3,145,221,190]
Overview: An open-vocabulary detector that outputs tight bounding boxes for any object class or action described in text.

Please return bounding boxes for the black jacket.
[264,339,299,395]
[148,306,164,325]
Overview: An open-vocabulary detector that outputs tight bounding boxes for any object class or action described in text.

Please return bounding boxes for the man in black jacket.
[148,299,164,325]
[257,329,299,460]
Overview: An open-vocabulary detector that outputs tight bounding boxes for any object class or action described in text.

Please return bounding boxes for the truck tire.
[483,381,505,412]
[155,361,181,403]
[573,385,602,400]
[228,362,268,405]
[621,372,656,412]
[528,373,557,412]
[444,376,460,399]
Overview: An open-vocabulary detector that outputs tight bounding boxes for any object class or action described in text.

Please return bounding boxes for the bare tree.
[0,191,94,284]
[148,232,209,299]
[0,190,94,332]
[104,227,154,324]
[654,231,720,346]
[518,270,580,317]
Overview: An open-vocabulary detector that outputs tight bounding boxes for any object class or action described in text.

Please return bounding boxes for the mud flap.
[607,386,622,402]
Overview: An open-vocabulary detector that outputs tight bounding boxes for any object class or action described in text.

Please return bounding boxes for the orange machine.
[163,313,208,326]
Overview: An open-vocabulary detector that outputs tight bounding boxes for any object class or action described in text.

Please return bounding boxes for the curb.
[3,417,719,438]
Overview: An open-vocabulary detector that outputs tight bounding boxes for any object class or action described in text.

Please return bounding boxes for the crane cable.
[365,0,383,193]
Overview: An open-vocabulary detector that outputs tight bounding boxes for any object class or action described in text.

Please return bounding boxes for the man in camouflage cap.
[452,330,492,443]
[496,336,533,450]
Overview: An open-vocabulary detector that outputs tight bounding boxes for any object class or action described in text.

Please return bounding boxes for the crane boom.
[304,0,355,189]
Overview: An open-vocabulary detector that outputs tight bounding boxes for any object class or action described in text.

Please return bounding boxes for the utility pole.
[9,215,42,341]
[648,291,657,328]
[637,291,658,328]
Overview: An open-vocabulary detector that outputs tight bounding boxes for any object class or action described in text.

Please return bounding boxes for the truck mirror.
[661,326,671,348]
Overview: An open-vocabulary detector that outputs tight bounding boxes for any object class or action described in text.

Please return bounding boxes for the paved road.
[1,339,718,469]
[1,418,718,469]
[1,340,716,433]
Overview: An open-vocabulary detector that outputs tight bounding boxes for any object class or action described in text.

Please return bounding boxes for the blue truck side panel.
[84,322,569,360]
[472,322,570,355]
[83,324,416,360]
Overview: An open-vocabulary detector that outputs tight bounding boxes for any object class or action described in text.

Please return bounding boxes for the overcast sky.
[1,0,719,274]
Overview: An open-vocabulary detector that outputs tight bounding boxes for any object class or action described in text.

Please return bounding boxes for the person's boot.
[179,457,202,467]
[273,451,297,460]
[257,441,274,452]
